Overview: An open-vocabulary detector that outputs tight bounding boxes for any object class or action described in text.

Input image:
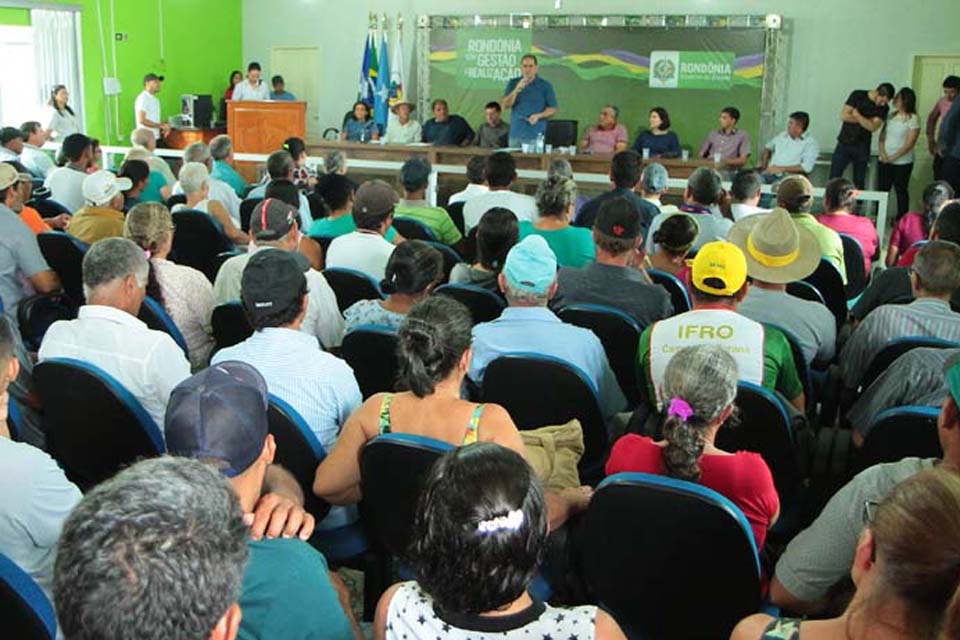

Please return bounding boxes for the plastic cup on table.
[522,142,533,154]
[545,144,553,154]
[642,148,650,160]
[681,149,690,161]
[713,152,723,165]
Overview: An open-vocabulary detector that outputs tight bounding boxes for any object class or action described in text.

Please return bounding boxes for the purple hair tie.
[667,397,694,421]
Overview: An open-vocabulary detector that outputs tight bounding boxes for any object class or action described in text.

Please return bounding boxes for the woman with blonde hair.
[124,202,216,369]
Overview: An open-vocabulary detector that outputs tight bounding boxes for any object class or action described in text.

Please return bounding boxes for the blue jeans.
[829,142,870,188]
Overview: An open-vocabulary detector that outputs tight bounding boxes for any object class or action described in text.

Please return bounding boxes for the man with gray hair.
[129,126,176,186]
[246,149,313,229]
[645,166,732,254]
[173,141,242,226]
[38,237,190,429]
[640,162,669,211]
[54,456,248,640]
[210,134,248,198]
[469,235,626,420]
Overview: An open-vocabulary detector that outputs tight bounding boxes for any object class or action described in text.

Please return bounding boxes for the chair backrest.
[239,197,264,234]
[647,268,691,314]
[37,231,88,306]
[545,119,578,147]
[211,302,254,354]
[312,235,335,254]
[341,325,400,398]
[839,233,868,300]
[480,354,606,474]
[7,397,23,441]
[434,283,505,324]
[170,209,235,283]
[34,358,164,490]
[16,293,77,352]
[557,303,643,408]
[322,267,384,313]
[860,337,960,393]
[0,553,56,640]
[29,197,72,218]
[582,473,761,640]
[392,217,437,241]
[444,200,466,235]
[138,296,189,356]
[786,279,827,306]
[424,241,462,283]
[359,433,455,556]
[164,194,187,209]
[460,225,480,264]
[715,382,804,503]
[267,394,331,522]
[857,406,942,472]
[802,259,847,330]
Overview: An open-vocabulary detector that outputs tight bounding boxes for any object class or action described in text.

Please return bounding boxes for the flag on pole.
[388,18,405,107]
[358,32,374,105]
[367,34,379,107]
[374,30,390,129]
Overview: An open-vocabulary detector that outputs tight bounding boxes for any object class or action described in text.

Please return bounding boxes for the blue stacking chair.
[138,296,189,357]
[323,267,384,313]
[0,553,56,639]
[424,240,462,283]
[648,268,691,314]
[170,209,237,283]
[858,337,960,394]
[855,406,942,473]
[211,301,254,354]
[341,325,399,399]
[434,283,505,324]
[37,231,88,307]
[392,217,437,241]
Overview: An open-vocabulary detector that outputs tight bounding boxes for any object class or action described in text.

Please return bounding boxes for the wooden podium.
[226,100,306,154]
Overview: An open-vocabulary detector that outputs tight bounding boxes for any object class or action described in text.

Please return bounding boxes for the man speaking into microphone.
[501,54,559,148]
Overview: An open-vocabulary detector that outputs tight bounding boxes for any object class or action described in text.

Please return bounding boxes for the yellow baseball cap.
[691,241,748,296]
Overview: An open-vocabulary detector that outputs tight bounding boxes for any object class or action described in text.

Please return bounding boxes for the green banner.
[650,51,736,90]
[455,29,533,89]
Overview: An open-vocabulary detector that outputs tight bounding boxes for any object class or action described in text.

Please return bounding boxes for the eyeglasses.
[862,499,880,527]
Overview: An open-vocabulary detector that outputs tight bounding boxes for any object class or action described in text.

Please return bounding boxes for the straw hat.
[726,207,821,283]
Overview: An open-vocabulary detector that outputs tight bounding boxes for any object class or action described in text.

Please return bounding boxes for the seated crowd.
[3,116,960,640]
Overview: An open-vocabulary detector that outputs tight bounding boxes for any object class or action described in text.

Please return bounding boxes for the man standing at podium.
[232,62,271,101]
[501,54,558,148]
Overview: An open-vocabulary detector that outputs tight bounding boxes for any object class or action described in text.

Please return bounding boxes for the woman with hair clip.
[374,443,626,640]
[886,180,954,267]
[646,212,699,285]
[343,240,443,334]
[817,177,879,274]
[606,344,779,549]
[314,296,592,528]
[449,207,519,291]
[733,467,960,640]
[123,202,216,369]
[44,84,80,140]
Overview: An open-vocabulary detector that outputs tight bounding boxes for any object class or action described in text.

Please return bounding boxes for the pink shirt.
[889,211,929,256]
[583,124,628,154]
[816,213,879,274]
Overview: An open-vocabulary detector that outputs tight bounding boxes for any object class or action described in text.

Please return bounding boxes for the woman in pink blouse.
[886,180,954,267]
[817,177,879,274]
[579,104,628,154]
[124,203,216,370]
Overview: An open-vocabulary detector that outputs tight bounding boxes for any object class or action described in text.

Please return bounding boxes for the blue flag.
[374,32,390,129]
[358,33,374,105]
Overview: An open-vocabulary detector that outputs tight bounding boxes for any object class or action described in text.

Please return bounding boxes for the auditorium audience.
[885,180,953,267]
[830,82,894,188]
[698,106,751,168]
[469,235,626,420]
[521,174,594,268]
[343,240,442,333]
[215,198,343,348]
[474,101,510,148]
[553,197,673,327]
[124,202,215,369]
[247,149,313,229]
[637,241,805,412]
[325,179,398,281]
[281,137,315,190]
[308,173,400,244]
[580,104,629,154]
[751,468,960,637]
[463,151,538,231]
[210,134,249,197]
[449,206,518,291]
[731,208,837,365]
[384,100,421,145]
[448,155,488,205]
[43,84,79,140]
[374,443,626,640]
[341,100,380,142]
[0,127,23,163]
[639,161,669,211]
[631,106,680,158]
[163,363,359,639]
[608,344,779,550]
[878,87,920,218]
[421,99,474,146]
[395,157,463,246]
[172,161,248,245]
[841,240,960,390]
[776,174,847,282]
[730,169,768,221]
[646,212,698,281]
[18,121,53,179]
[118,158,150,211]
[66,170,130,245]
[130,126,176,186]
[123,145,168,203]
[43,132,91,211]
[575,149,656,237]
[760,111,819,180]
[645,167,732,254]
[324,149,348,175]
[38,237,191,429]
[7,164,66,232]
[173,141,242,226]
[53,457,247,640]
[817,177,879,274]
[86,137,102,172]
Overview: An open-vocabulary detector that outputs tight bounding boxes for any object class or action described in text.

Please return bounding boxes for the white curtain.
[31,8,84,131]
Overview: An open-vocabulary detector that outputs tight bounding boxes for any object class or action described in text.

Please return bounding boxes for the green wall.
[1,0,241,142]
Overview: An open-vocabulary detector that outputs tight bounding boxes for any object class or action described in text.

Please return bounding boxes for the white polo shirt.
[134,90,162,139]
[325,230,396,282]
[43,165,87,213]
[463,189,539,232]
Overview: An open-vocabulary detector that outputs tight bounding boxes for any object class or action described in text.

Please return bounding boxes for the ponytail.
[396,297,472,398]
[661,399,706,482]
[145,260,165,308]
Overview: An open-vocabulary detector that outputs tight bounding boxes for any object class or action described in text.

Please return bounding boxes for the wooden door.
[271,46,322,140]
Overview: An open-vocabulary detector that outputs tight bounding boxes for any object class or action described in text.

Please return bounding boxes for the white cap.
[82,170,132,206]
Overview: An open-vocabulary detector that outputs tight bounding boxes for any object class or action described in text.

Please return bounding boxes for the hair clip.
[667,397,694,421]
[477,509,524,534]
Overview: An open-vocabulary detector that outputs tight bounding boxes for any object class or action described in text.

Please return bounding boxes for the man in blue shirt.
[269,75,296,101]
[421,99,474,146]
[501,54,559,147]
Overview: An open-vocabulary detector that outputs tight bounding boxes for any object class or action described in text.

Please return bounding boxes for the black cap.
[0,127,23,145]
[594,196,641,240]
[240,249,309,323]
[250,198,298,241]
[143,72,165,83]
